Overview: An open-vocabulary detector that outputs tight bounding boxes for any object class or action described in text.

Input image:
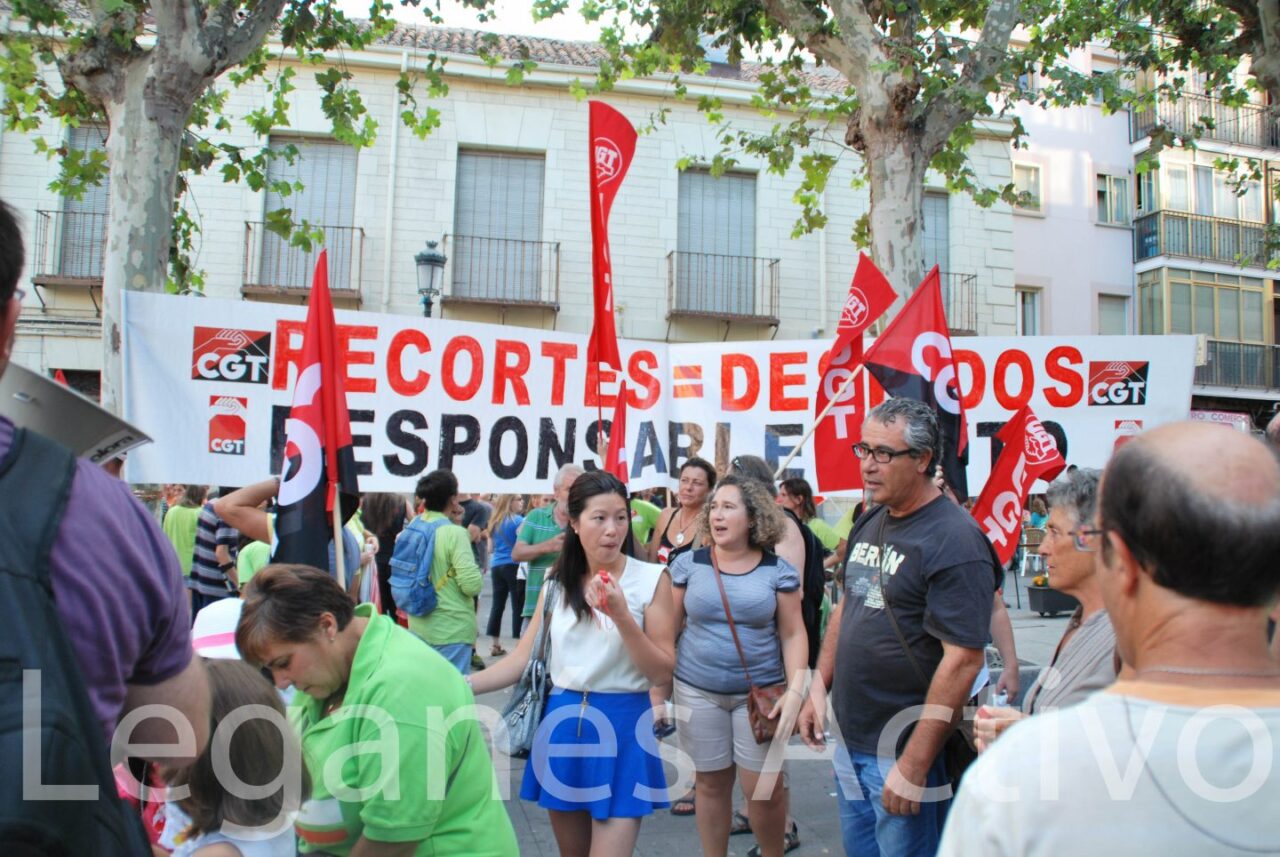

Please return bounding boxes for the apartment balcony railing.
[242,222,363,300]
[443,234,560,308]
[937,271,979,335]
[667,250,780,324]
[1134,210,1274,268]
[1131,92,1280,148]
[1195,339,1280,390]
[30,209,107,311]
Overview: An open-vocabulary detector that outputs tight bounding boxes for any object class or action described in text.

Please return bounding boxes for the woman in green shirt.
[162,484,206,578]
[236,564,518,857]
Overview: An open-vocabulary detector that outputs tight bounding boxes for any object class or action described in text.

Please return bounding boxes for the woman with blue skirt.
[471,471,677,856]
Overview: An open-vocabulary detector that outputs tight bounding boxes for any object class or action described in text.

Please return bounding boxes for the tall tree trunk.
[96,59,195,415]
[863,127,929,297]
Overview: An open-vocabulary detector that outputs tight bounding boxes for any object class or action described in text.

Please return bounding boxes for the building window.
[1165,165,1189,211]
[675,168,758,315]
[1013,164,1041,212]
[1015,70,1036,94]
[60,125,109,279]
[260,136,358,291]
[1097,174,1130,225]
[1098,294,1128,334]
[922,193,950,275]
[452,150,546,303]
[1016,287,1041,335]
[1136,169,1157,215]
[1139,267,1265,341]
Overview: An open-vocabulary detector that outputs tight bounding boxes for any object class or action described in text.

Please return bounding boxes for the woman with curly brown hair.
[669,474,809,857]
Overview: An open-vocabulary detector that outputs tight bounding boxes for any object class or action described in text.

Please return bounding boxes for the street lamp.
[415,239,447,317]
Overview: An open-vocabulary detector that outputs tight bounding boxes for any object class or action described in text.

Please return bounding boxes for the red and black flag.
[273,250,360,572]
[862,267,972,499]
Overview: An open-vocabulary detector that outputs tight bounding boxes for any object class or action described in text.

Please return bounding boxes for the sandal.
[490,644,507,657]
[746,820,800,856]
[670,789,696,816]
[729,809,752,835]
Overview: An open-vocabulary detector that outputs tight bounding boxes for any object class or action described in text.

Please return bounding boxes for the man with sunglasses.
[798,398,999,857]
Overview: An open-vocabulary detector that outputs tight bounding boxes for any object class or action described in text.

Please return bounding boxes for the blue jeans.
[431,642,473,675]
[834,747,950,857]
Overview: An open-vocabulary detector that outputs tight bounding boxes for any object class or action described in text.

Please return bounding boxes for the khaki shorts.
[674,677,780,773]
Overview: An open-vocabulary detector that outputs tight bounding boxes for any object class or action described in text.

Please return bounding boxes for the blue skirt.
[519,688,670,819]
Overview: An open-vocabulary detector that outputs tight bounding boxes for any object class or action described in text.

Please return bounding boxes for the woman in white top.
[471,471,676,857]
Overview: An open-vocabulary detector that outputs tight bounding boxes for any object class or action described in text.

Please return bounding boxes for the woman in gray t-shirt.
[669,474,808,857]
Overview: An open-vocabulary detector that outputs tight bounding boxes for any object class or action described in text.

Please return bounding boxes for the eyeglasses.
[851,443,917,464]
[1045,526,1104,552]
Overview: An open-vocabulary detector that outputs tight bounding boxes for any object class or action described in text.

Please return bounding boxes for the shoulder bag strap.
[873,510,931,692]
[709,547,755,687]
[535,578,558,663]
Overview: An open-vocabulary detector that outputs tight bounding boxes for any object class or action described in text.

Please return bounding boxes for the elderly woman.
[236,564,518,856]
[472,471,676,857]
[648,457,716,564]
[974,468,1117,749]
[671,474,808,857]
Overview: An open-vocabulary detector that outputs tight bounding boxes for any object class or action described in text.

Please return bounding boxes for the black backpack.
[0,428,151,856]
[783,509,827,669]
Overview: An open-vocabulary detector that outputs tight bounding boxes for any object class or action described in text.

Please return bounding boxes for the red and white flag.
[970,405,1066,566]
[273,250,360,572]
[604,383,629,484]
[862,267,972,499]
[812,254,896,492]
[586,101,637,371]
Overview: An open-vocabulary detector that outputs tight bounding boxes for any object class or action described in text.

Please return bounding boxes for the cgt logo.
[1088,361,1149,406]
[839,287,870,331]
[593,137,624,184]
[192,327,271,385]
[209,396,247,456]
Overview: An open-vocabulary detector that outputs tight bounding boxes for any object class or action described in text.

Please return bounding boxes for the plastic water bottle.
[994,689,1010,708]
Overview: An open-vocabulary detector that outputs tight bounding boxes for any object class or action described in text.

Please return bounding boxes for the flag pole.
[774,364,866,480]
[331,487,346,591]
[596,365,609,466]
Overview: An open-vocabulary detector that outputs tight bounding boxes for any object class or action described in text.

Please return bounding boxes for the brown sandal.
[490,644,507,657]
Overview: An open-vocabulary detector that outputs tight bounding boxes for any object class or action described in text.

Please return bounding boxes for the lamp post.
[415,239,446,317]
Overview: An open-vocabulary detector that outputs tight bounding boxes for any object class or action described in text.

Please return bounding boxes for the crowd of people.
[3,196,1280,857]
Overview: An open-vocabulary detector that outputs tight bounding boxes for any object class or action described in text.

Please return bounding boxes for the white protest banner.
[123,292,1196,493]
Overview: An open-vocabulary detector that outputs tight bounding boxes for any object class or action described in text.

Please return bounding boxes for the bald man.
[940,422,1280,856]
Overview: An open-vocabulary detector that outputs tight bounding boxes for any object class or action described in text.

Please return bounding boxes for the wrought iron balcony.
[936,271,978,335]
[1134,211,1273,268]
[1131,92,1280,148]
[30,209,107,311]
[666,250,780,324]
[242,222,363,300]
[1195,339,1280,391]
[443,234,560,308]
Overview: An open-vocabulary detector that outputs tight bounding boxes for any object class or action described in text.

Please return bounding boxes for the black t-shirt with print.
[832,496,998,755]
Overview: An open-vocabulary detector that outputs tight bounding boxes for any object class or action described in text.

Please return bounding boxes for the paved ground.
[470,568,1074,855]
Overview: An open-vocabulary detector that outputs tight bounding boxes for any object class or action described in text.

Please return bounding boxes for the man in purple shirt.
[0,199,209,758]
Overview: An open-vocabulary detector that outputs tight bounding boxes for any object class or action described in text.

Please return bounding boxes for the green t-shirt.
[807,517,842,552]
[630,498,662,546]
[834,506,859,541]
[236,540,271,587]
[162,504,201,577]
[405,512,483,647]
[517,505,562,618]
[293,606,518,856]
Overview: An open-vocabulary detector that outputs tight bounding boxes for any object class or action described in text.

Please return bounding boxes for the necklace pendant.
[675,531,684,545]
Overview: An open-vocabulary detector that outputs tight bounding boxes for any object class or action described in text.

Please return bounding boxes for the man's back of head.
[1099,421,1280,612]
[416,469,459,514]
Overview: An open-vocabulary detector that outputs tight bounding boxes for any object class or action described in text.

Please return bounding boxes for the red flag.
[586,101,637,371]
[970,406,1066,565]
[273,250,360,570]
[604,383,629,484]
[813,255,898,492]
[53,369,69,386]
[862,267,972,499]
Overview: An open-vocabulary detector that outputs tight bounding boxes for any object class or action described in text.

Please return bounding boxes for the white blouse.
[548,555,665,693]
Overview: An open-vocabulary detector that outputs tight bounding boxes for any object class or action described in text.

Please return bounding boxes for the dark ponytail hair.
[551,470,629,622]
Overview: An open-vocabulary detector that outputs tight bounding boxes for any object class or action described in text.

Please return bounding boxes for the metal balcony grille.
[1134,211,1272,267]
[445,234,559,307]
[242,222,363,299]
[667,250,780,323]
[1131,92,1280,148]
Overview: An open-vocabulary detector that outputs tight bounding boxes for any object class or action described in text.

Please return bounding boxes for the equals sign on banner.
[673,365,703,398]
